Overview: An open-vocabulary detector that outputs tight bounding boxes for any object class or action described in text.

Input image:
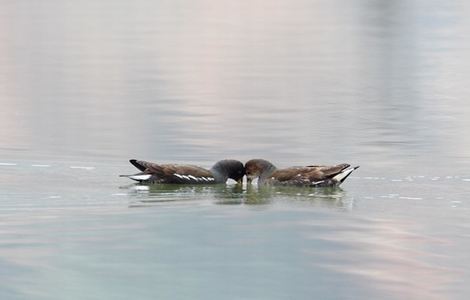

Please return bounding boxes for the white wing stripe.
[175,174,212,182]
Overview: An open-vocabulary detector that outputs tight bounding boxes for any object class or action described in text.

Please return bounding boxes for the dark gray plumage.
[121,159,245,184]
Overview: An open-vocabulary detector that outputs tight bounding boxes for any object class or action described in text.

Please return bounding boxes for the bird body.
[121,159,245,184]
[245,159,358,187]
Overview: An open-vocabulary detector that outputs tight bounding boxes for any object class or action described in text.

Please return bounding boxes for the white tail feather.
[128,174,152,181]
[333,167,358,183]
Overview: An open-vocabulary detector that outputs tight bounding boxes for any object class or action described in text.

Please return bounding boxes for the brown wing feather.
[130,160,214,183]
[272,164,350,182]
[131,161,212,177]
[271,167,313,181]
[150,164,213,183]
[306,164,350,181]
[169,165,213,177]
[130,159,155,171]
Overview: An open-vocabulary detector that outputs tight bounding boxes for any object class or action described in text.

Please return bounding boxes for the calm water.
[1,0,470,299]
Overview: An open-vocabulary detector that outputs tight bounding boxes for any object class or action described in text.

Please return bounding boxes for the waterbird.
[120,159,245,184]
[245,159,359,187]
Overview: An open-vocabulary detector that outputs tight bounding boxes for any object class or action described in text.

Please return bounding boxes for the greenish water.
[1,0,470,299]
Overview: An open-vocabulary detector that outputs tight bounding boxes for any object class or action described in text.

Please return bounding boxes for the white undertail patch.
[333,167,356,182]
[129,174,152,181]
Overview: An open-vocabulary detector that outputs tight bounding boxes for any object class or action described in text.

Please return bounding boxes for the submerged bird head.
[244,159,276,184]
[211,160,245,184]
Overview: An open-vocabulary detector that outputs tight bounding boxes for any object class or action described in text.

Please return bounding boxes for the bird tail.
[333,166,359,183]
[119,173,152,182]
[129,159,152,171]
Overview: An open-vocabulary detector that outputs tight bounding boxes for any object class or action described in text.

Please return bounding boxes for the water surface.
[1,0,470,299]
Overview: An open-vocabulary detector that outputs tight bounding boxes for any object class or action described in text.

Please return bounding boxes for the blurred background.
[1,1,470,299]
[1,0,469,173]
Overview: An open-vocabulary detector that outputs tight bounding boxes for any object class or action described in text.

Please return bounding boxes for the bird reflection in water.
[122,182,351,209]
[243,184,349,209]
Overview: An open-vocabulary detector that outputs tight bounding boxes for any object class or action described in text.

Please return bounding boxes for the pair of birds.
[121,159,359,187]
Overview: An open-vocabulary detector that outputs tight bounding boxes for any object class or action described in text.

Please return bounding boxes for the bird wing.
[305,164,351,181]
[168,165,215,183]
[270,167,310,181]
[272,164,351,183]
[130,159,154,171]
[129,160,214,183]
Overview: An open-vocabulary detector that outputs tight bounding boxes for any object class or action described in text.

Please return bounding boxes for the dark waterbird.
[245,159,359,187]
[120,159,245,184]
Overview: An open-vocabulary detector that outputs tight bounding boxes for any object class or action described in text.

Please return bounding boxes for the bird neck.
[210,163,230,183]
[258,164,277,184]
[209,169,226,183]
